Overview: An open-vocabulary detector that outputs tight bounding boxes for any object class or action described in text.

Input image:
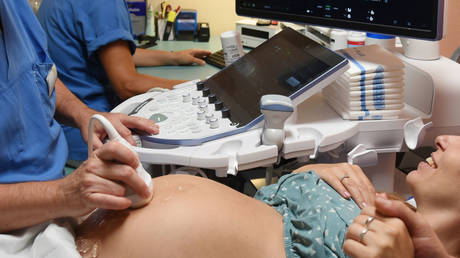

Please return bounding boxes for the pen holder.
[155,17,175,41]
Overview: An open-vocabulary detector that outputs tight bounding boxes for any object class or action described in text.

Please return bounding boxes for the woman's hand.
[374,195,453,258]
[343,205,414,258]
[293,163,375,208]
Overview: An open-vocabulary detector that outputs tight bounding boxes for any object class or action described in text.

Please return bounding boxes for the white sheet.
[0,219,80,258]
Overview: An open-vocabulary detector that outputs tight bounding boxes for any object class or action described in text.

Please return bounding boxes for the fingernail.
[344,191,351,198]
[144,188,152,198]
[361,202,367,208]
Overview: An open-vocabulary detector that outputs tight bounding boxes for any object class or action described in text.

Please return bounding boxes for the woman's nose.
[434,135,448,151]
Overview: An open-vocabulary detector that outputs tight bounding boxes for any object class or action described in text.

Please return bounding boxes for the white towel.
[323,86,404,111]
[324,93,402,120]
[0,220,80,258]
[338,45,405,77]
[331,82,404,98]
[325,83,404,101]
[337,76,404,87]
[336,81,404,92]
[340,70,405,83]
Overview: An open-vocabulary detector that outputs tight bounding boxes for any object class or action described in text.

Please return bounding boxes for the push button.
[149,113,168,123]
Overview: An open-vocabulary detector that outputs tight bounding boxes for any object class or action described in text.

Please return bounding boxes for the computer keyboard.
[204,49,226,69]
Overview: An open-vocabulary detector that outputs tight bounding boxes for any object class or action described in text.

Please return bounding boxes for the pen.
[160,1,168,19]
[164,4,172,19]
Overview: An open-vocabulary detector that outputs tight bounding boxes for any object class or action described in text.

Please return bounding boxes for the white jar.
[330,29,348,51]
[347,31,366,48]
[365,33,396,50]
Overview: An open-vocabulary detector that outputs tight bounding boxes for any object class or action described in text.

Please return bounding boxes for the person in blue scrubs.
[0,0,155,233]
[37,0,211,161]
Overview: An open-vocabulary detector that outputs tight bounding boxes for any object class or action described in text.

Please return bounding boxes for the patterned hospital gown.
[254,171,361,258]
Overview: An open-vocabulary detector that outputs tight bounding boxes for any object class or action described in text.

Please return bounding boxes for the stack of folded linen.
[323,44,405,120]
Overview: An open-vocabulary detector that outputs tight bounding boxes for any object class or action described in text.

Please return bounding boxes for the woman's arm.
[133,48,211,67]
[293,163,376,208]
[98,40,185,98]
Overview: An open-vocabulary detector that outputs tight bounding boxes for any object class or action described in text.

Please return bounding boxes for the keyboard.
[204,49,226,69]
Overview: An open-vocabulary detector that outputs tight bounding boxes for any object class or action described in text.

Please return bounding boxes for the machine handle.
[347,144,378,167]
[403,117,433,150]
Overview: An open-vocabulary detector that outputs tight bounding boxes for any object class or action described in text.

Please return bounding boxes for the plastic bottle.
[145,1,155,37]
[220,31,244,66]
[347,31,366,48]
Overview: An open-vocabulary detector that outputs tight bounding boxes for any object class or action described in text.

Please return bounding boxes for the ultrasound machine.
[113,0,460,193]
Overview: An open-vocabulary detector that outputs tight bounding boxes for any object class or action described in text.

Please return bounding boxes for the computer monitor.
[236,0,446,40]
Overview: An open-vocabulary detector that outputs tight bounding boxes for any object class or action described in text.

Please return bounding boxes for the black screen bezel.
[236,0,443,40]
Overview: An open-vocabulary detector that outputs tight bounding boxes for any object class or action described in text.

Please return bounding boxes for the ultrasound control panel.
[128,80,243,146]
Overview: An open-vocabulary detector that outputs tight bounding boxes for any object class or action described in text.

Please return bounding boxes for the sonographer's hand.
[79,112,159,150]
[293,163,375,208]
[173,49,212,66]
[61,141,152,217]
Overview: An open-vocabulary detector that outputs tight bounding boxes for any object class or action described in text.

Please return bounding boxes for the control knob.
[214,100,224,111]
[196,81,205,90]
[208,93,217,104]
[221,107,231,119]
[201,87,211,97]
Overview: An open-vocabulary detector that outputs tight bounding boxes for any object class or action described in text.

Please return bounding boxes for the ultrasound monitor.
[204,27,348,128]
[236,0,446,40]
[132,28,348,146]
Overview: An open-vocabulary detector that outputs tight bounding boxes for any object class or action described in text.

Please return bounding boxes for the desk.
[137,37,222,81]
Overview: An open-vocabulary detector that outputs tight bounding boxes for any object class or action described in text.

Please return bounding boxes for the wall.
[151,0,460,57]
[150,0,244,36]
[440,0,460,57]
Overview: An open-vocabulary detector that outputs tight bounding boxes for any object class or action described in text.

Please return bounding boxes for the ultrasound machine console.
[112,0,460,193]
[115,28,349,146]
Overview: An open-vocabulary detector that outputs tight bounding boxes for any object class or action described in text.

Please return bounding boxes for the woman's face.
[407,135,460,209]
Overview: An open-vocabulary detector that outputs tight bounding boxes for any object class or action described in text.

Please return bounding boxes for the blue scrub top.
[0,0,68,183]
[38,0,136,161]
